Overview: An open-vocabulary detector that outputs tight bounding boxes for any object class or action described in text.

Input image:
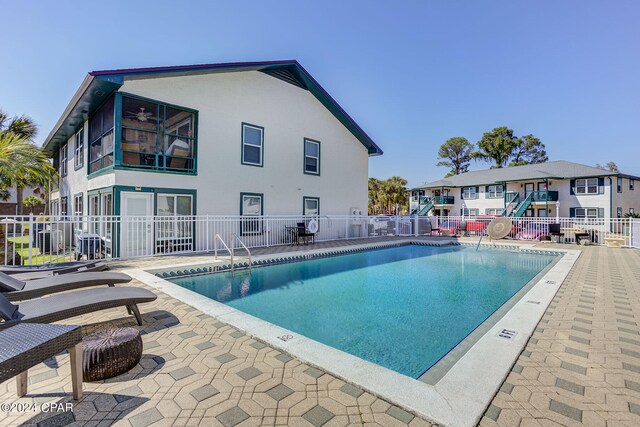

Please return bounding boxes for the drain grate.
[496,329,518,340]
[545,280,557,285]
[527,300,541,304]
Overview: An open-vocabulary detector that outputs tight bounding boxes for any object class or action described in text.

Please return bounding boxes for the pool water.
[171,245,558,378]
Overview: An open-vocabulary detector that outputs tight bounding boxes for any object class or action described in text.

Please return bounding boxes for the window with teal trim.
[121,96,196,172]
[304,139,320,175]
[240,193,263,235]
[241,124,263,166]
[303,197,319,215]
[89,96,115,173]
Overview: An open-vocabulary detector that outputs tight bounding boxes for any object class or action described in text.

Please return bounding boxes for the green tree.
[509,134,548,166]
[22,195,45,214]
[382,176,408,214]
[472,126,519,168]
[0,110,54,215]
[368,178,382,214]
[368,176,409,214]
[436,137,474,177]
[0,110,37,140]
[0,133,56,215]
[473,126,547,168]
[595,161,619,172]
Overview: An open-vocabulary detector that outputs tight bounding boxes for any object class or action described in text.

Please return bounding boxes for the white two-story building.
[409,161,640,219]
[44,60,382,256]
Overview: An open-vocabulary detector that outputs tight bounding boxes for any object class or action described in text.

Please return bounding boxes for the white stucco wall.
[612,177,640,216]
[103,71,369,215]
[51,120,116,212]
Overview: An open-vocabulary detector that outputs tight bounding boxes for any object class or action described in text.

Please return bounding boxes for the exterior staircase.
[509,192,533,217]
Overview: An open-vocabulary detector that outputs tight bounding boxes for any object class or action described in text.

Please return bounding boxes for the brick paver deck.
[479,245,640,427]
[0,239,638,427]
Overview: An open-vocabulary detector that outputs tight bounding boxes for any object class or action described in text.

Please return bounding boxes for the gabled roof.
[43,60,383,156]
[414,160,635,189]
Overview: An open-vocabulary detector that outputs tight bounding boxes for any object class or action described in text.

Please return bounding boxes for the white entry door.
[121,192,154,258]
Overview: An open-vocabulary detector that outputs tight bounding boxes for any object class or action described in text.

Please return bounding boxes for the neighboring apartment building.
[409,161,640,219]
[43,60,382,256]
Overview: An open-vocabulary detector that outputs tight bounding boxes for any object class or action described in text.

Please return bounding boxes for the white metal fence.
[0,214,637,266]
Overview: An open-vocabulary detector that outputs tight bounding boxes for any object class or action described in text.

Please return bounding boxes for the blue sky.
[1,0,638,187]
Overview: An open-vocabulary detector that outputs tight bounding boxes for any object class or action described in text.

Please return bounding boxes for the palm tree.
[368,178,382,214]
[0,110,53,214]
[0,110,37,140]
[0,133,56,215]
[369,176,409,215]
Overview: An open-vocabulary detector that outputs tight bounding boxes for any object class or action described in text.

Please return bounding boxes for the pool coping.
[126,240,580,427]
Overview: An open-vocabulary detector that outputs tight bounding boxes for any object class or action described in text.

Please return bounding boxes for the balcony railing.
[432,196,455,205]
[530,191,559,202]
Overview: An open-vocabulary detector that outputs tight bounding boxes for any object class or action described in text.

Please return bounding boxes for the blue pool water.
[171,245,558,378]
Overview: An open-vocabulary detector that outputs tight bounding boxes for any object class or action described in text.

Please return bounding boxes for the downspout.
[609,177,613,232]
[545,178,549,218]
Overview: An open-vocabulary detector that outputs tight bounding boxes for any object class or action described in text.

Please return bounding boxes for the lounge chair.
[0,271,132,301]
[0,286,157,329]
[1,260,108,276]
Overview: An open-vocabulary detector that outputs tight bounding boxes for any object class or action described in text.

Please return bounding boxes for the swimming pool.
[170,244,558,378]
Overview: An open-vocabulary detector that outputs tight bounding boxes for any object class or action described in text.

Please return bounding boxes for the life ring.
[307,219,319,234]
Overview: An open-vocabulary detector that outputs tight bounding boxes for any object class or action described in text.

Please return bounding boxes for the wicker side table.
[82,327,142,382]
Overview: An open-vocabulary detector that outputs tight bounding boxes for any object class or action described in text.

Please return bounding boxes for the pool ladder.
[214,234,252,271]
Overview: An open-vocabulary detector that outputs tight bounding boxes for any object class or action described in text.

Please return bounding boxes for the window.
[303,197,320,216]
[617,177,623,193]
[631,179,635,191]
[575,178,598,194]
[486,185,503,199]
[241,123,263,166]
[156,194,193,253]
[74,194,83,217]
[537,208,548,218]
[617,207,623,218]
[461,187,477,199]
[50,199,59,216]
[60,196,68,217]
[574,208,599,219]
[89,96,115,173]
[59,144,68,177]
[411,190,425,201]
[631,208,635,215]
[101,193,113,240]
[89,194,99,234]
[74,128,84,169]
[485,208,502,215]
[121,96,196,172]
[304,139,320,175]
[461,208,478,217]
[240,193,263,235]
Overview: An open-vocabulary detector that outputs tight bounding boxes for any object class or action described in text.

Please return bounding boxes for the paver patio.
[0,238,638,427]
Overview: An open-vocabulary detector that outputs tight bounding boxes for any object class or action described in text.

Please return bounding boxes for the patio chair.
[457,221,468,237]
[0,271,132,301]
[296,222,315,245]
[0,286,157,329]
[549,223,564,243]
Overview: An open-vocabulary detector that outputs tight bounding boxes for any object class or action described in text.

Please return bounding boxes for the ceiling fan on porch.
[125,107,158,122]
